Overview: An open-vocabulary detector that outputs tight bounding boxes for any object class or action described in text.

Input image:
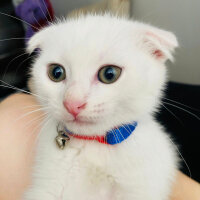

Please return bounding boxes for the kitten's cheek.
[92,109,105,114]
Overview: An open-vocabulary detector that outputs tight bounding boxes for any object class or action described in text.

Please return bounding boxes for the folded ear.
[27,30,45,54]
[137,23,178,62]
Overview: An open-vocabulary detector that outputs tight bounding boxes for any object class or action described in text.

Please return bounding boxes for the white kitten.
[23,14,179,200]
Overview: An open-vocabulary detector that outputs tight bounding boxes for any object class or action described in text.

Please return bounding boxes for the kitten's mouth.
[67,118,95,126]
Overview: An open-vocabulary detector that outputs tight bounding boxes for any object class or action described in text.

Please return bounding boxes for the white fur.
[23,15,179,200]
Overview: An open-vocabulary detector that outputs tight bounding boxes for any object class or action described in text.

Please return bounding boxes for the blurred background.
[0,0,199,181]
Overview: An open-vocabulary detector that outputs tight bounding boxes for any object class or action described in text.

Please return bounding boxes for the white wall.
[51,0,98,17]
[51,0,200,85]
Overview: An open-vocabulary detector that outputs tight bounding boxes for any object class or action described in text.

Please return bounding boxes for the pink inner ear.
[145,31,168,60]
[153,49,164,59]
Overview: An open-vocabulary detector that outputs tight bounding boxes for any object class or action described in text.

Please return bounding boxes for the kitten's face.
[29,15,178,135]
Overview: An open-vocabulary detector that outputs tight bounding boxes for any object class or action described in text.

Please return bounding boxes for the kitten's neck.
[64,121,138,145]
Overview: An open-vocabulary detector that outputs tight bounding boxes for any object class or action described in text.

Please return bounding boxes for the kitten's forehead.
[41,16,133,61]
[29,15,178,67]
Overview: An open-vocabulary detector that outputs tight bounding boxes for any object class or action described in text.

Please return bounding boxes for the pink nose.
[63,100,87,118]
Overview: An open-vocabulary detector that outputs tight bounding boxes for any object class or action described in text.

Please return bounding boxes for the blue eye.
[98,65,122,84]
[48,64,66,82]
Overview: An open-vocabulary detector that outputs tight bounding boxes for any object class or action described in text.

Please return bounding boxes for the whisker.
[19,104,42,110]
[33,117,50,141]
[163,97,200,112]
[13,107,48,124]
[116,127,132,152]
[25,116,51,158]
[0,84,46,102]
[0,37,30,42]
[163,101,200,121]
[0,11,39,31]
[14,54,37,77]
[32,14,43,28]
[111,129,120,144]
[22,112,48,130]
[2,52,28,80]
[121,124,132,135]
[41,0,53,22]
[116,127,125,141]
[126,124,132,133]
[161,103,183,125]
[169,138,192,178]
[0,80,49,102]
[33,116,50,140]
[37,0,51,24]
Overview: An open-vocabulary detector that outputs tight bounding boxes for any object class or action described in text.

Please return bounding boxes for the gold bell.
[55,131,70,150]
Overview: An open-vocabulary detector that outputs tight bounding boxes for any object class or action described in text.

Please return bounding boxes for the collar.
[65,122,137,145]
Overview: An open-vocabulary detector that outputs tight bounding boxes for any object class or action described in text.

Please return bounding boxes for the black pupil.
[53,66,63,79]
[104,67,115,80]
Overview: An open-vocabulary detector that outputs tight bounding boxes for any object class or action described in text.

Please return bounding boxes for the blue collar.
[106,122,137,145]
[65,122,137,145]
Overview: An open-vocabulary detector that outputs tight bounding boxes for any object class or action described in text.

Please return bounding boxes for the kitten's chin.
[66,119,95,126]
[63,118,109,136]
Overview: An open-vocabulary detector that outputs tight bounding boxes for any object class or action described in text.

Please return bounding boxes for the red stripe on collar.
[71,134,108,144]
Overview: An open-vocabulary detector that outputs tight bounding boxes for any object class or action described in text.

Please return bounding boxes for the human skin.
[0,94,199,200]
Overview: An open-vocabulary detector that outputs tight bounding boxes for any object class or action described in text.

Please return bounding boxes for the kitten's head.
[28,15,178,135]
